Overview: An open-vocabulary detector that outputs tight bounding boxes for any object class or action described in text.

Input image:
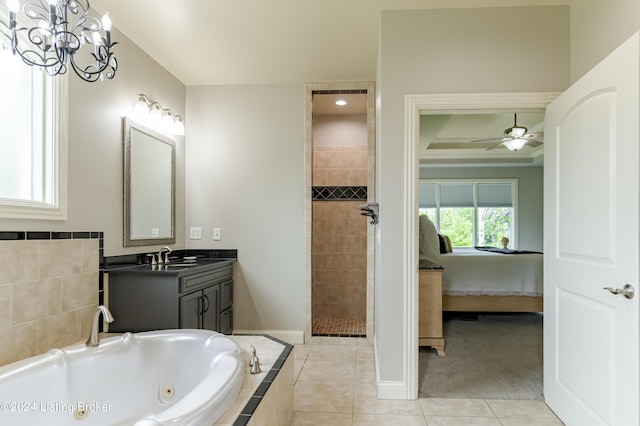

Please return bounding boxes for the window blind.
[439,183,474,207]
[477,183,513,207]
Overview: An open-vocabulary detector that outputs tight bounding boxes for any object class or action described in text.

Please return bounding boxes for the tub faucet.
[249,345,261,374]
[86,305,114,347]
[158,246,172,264]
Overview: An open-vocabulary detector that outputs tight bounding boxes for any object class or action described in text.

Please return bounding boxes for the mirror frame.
[123,117,176,247]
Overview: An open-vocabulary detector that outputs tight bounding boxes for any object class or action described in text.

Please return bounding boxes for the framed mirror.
[123,117,175,247]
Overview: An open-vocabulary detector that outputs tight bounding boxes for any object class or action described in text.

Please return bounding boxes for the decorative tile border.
[312,186,367,201]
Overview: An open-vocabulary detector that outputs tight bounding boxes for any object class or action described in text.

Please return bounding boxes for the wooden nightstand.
[419,267,445,356]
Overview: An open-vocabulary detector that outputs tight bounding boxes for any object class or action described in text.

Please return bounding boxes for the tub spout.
[86,305,114,347]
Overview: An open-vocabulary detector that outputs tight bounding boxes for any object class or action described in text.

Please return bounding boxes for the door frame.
[403,92,560,398]
[304,82,376,342]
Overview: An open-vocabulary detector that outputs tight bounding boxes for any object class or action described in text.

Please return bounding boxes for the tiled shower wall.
[0,232,101,366]
[312,145,367,319]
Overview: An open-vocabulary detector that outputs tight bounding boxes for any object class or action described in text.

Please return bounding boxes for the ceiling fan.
[471,113,543,152]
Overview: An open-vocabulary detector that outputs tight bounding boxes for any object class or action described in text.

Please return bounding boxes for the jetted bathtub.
[0,329,244,425]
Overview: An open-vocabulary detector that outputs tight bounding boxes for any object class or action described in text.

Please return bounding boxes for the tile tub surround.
[216,335,294,426]
[0,232,103,367]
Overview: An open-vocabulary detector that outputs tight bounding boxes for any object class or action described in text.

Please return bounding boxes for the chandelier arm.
[6,0,117,82]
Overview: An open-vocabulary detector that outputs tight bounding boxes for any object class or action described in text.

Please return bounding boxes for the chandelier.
[5,0,117,82]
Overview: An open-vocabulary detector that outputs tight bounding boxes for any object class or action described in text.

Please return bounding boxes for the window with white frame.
[419,180,517,248]
[0,20,67,219]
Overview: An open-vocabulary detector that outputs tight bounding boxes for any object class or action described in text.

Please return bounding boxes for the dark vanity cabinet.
[107,259,234,334]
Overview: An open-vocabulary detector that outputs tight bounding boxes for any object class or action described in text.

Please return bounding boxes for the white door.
[544,32,640,425]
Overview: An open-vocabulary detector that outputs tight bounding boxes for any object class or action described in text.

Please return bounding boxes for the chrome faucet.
[86,305,114,347]
[158,246,172,264]
[249,345,261,374]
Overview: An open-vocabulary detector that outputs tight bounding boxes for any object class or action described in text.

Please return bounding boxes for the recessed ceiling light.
[335,100,347,106]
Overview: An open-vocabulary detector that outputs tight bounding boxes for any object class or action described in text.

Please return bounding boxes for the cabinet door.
[180,291,202,329]
[220,280,233,311]
[219,307,233,334]
[202,285,220,331]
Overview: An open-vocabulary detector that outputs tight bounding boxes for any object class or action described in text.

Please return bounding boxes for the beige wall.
[0,238,99,366]
[185,84,305,336]
[0,25,186,257]
[376,6,570,383]
[570,0,640,83]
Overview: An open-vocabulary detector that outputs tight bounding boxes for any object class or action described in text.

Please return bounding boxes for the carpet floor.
[419,312,543,400]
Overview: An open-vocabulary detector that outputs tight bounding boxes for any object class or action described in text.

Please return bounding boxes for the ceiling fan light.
[504,138,527,152]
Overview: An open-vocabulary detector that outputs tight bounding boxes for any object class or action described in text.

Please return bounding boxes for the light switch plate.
[190,227,202,239]
[213,228,221,241]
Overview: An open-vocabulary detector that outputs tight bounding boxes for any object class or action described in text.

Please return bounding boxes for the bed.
[438,247,543,312]
[418,215,543,313]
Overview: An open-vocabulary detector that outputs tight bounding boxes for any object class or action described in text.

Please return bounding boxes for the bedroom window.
[0,32,68,220]
[419,180,516,248]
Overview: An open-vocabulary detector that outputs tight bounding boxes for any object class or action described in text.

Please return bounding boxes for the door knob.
[603,284,635,299]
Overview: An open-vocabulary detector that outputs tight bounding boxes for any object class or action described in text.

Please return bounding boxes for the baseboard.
[232,329,305,345]
[373,334,409,400]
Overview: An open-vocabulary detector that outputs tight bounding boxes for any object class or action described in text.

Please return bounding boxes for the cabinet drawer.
[220,280,233,311]
[180,264,232,293]
[219,307,232,334]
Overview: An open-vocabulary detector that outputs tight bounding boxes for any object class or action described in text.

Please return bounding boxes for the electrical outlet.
[151,228,159,237]
[213,228,221,241]
[189,227,202,239]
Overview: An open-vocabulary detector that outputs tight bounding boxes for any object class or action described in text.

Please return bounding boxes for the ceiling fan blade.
[486,141,506,151]
[523,132,543,139]
[525,139,543,147]
[470,137,509,143]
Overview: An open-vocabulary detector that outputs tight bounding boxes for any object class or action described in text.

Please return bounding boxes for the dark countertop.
[419,259,444,270]
[106,257,235,275]
[104,249,237,273]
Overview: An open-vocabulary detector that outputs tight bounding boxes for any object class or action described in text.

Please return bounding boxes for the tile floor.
[292,336,564,426]
[312,318,366,337]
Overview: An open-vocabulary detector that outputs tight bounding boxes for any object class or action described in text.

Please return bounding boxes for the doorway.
[304,82,375,342]
[403,92,560,399]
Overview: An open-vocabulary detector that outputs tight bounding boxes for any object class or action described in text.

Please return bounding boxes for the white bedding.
[438,247,543,297]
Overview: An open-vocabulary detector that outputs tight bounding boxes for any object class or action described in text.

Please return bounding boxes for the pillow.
[438,234,447,254]
[443,235,453,253]
[419,215,442,262]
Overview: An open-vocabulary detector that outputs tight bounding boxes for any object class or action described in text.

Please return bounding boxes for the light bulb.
[101,12,112,31]
[504,138,527,152]
[174,119,185,136]
[8,0,19,13]
[149,105,162,122]
[163,113,174,128]
[133,99,149,118]
[335,99,347,106]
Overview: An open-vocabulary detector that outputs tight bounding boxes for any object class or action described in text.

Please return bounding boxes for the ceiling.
[88,0,569,86]
[313,93,368,116]
[88,1,558,166]
[420,112,545,167]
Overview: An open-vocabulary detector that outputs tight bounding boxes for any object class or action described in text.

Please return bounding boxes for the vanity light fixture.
[134,94,185,136]
[3,0,117,82]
